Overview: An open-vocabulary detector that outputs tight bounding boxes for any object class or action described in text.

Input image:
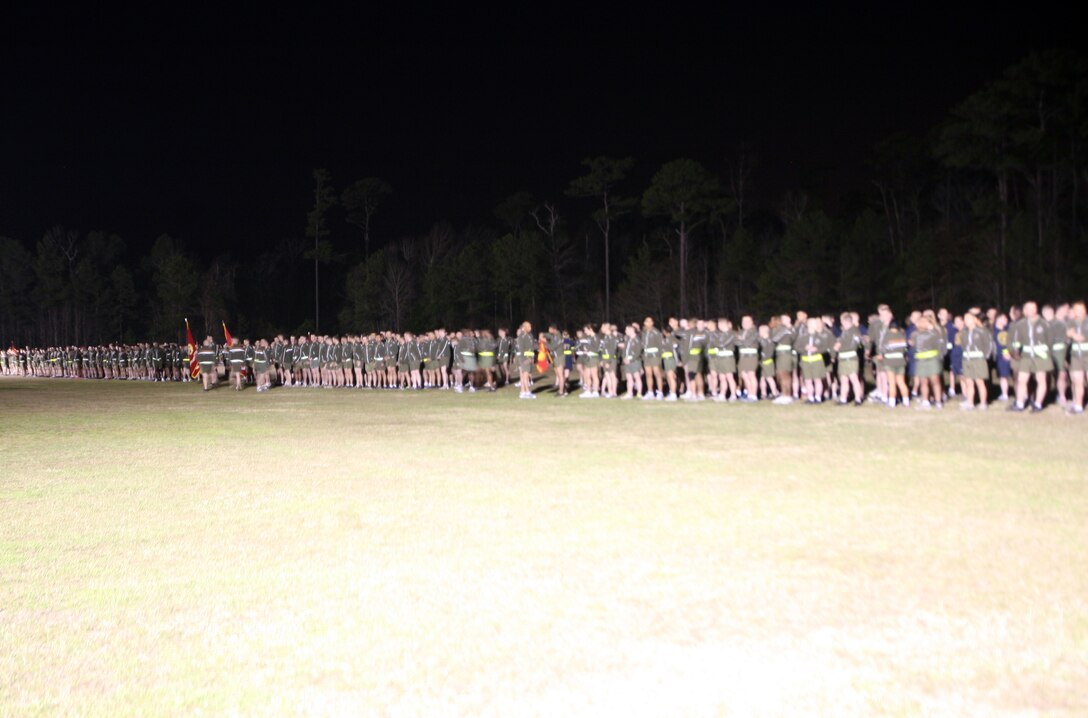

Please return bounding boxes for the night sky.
[4,5,1080,258]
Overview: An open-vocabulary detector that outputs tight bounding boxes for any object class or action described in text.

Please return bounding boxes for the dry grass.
[1,377,1087,716]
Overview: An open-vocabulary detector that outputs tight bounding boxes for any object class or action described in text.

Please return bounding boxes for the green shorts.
[1069,354,1087,373]
[963,359,989,380]
[914,357,941,379]
[643,350,662,368]
[685,354,704,374]
[477,356,495,369]
[460,356,477,371]
[884,363,905,376]
[738,353,759,372]
[1051,348,1067,371]
[775,351,794,374]
[709,355,733,374]
[624,361,642,375]
[1018,354,1053,374]
[326,361,340,371]
[408,361,421,372]
[836,358,859,378]
[662,354,677,372]
[760,358,775,376]
[800,358,826,380]
[397,361,409,373]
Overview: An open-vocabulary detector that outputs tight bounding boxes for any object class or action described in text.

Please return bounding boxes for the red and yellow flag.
[185,318,199,379]
[222,321,233,347]
[536,336,549,373]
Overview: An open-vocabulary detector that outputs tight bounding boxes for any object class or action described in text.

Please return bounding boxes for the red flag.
[185,318,200,379]
[536,336,550,373]
[222,321,233,347]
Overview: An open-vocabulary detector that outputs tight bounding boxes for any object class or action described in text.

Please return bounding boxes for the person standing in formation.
[516,321,536,400]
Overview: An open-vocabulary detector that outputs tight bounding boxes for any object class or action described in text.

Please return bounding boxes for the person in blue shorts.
[993,313,1012,402]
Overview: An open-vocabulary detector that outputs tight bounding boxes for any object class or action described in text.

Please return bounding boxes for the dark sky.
[3,5,1080,257]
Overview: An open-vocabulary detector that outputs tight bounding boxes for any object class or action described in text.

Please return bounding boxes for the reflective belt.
[761,358,774,365]
[707,348,719,355]
[915,349,939,360]
[837,350,857,359]
[586,352,598,357]
[644,347,659,353]
[1023,345,1049,356]
[801,355,823,363]
[563,350,572,355]
[601,354,612,359]
[884,352,903,359]
[739,348,758,355]
[1075,342,1088,352]
[460,351,474,356]
[478,351,494,356]
[1052,343,1066,350]
[775,344,792,352]
[522,351,534,357]
[963,350,984,359]
[689,348,702,355]
[662,352,673,358]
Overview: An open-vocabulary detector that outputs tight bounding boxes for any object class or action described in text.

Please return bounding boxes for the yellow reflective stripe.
[601,354,612,359]
[689,348,702,355]
[761,358,774,365]
[478,351,495,356]
[915,350,939,360]
[522,351,534,356]
[563,350,572,355]
[707,348,719,355]
[801,355,823,363]
[661,352,673,358]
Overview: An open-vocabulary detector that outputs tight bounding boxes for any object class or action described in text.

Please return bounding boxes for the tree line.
[2,50,1086,348]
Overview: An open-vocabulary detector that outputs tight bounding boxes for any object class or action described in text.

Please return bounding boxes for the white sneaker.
[772,395,793,405]
[655,391,663,400]
[640,393,653,401]
[919,400,932,410]
[665,394,677,402]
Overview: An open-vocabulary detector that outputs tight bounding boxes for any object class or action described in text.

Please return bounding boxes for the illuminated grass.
[1,377,1087,716]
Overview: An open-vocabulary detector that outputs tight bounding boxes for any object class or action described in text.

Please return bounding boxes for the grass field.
[1,377,1087,717]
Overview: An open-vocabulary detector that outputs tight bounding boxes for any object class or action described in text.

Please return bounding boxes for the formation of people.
[3,300,1086,414]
